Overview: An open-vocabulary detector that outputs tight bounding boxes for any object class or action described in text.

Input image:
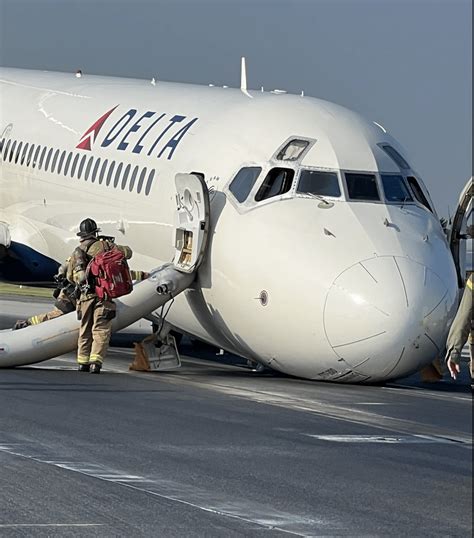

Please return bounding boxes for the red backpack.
[87,244,133,300]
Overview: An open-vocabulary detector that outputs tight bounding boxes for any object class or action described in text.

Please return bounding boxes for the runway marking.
[35,355,472,443]
[304,434,464,445]
[0,442,336,537]
[154,379,472,447]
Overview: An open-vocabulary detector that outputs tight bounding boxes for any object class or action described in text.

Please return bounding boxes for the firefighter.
[69,218,133,374]
[12,265,148,330]
[445,274,473,381]
[13,261,77,329]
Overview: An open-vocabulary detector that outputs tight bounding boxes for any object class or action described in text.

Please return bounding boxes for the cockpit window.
[345,173,380,201]
[229,167,262,203]
[407,176,433,212]
[276,139,310,161]
[297,170,341,197]
[379,144,410,170]
[255,167,294,202]
[381,174,413,203]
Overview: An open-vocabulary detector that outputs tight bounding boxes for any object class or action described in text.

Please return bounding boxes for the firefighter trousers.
[77,297,116,365]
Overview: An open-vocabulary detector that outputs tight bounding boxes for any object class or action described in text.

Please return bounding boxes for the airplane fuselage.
[0,68,459,382]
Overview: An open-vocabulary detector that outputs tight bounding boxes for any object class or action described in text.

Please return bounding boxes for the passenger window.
[84,156,94,181]
[9,140,17,162]
[129,165,139,192]
[345,173,380,201]
[91,158,101,183]
[70,154,80,177]
[63,152,73,175]
[106,161,116,186]
[99,159,108,184]
[381,175,413,203]
[229,167,261,203]
[26,144,35,166]
[44,148,54,171]
[121,164,131,190]
[32,145,41,168]
[114,163,124,188]
[407,176,433,212]
[379,144,410,171]
[255,168,294,202]
[20,143,29,165]
[14,141,22,164]
[77,155,87,179]
[57,151,66,174]
[297,170,341,197]
[3,139,11,161]
[51,149,60,173]
[145,169,155,195]
[137,167,147,193]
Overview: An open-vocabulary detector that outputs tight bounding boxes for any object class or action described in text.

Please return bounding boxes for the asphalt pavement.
[0,297,472,537]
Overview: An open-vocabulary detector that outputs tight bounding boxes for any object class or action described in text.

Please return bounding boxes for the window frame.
[406,175,434,213]
[254,167,296,203]
[378,143,411,171]
[295,166,343,200]
[341,170,384,204]
[380,173,415,205]
[271,136,316,163]
[228,166,263,204]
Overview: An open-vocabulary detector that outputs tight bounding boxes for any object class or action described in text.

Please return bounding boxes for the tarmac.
[0,296,472,537]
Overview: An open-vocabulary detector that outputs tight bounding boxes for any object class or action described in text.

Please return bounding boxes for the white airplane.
[0,65,466,382]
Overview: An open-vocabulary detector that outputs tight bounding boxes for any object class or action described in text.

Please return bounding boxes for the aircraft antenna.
[240,57,247,91]
[240,57,253,98]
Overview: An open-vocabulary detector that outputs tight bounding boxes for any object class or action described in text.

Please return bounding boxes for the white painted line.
[0,441,334,536]
[304,434,462,444]
[351,402,387,406]
[154,380,472,446]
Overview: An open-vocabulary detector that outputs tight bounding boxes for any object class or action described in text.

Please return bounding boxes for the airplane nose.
[323,256,455,382]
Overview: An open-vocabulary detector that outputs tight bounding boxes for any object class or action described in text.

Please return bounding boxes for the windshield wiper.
[303,193,332,206]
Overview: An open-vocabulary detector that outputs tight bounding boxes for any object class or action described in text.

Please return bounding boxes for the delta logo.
[76,106,198,160]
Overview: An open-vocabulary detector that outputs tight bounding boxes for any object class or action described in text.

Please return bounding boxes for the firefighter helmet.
[77,218,100,238]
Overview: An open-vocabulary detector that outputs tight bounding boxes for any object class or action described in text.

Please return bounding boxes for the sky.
[0,0,471,217]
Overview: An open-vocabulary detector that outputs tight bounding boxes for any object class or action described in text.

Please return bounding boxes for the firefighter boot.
[90,362,102,374]
[78,364,90,372]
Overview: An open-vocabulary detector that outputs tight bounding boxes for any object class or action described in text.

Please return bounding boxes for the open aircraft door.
[173,173,210,273]
[449,177,473,288]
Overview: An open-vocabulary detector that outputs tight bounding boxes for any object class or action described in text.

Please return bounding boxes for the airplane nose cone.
[323,256,456,382]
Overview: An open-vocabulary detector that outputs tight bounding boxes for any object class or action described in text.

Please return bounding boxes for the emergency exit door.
[173,173,210,273]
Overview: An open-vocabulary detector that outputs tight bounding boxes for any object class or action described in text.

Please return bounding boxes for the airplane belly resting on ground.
[166,200,458,383]
[0,265,193,368]
[0,67,463,383]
